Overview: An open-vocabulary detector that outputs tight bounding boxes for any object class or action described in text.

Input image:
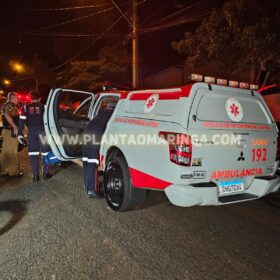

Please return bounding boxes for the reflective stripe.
[82,157,88,162]
[94,166,98,192]
[87,159,99,164]
[20,115,27,120]
[41,152,49,156]
[29,152,40,155]
[49,157,57,160]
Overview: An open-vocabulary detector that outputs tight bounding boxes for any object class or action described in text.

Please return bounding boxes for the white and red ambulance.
[44,76,280,211]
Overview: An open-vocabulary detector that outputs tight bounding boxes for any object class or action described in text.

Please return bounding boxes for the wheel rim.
[105,164,124,208]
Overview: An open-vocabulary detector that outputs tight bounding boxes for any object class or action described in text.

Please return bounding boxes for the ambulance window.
[74,97,91,118]
[195,90,271,124]
[94,96,118,116]
[58,91,92,120]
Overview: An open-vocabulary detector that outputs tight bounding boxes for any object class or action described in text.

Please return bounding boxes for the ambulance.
[44,75,280,211]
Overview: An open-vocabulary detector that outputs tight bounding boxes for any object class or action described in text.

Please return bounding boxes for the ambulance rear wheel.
[104,156,146,211]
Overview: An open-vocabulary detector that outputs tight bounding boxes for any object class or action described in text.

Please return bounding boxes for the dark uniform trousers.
[27,126,50,176]
[83,145,99,193]
[19,103,50,177]
[82,109,113,193]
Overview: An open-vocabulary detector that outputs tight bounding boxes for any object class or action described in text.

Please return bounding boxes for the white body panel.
[45,83,280,207]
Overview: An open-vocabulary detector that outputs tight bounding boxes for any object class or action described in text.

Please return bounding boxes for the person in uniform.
[0,92,23,177]
[18,91,52,182]
[83,104,114,198]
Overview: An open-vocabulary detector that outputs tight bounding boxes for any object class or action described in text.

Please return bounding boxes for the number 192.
[252,148,267,162]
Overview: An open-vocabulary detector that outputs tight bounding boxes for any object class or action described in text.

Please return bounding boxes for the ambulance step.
[219,193,258,203]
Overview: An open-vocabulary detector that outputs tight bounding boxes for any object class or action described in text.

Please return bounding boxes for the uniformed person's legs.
[38,127,52,179]
[27,127,41,181]
[82,145,103,198]
[83,161,98,190]
[82,134,91,194]
[83,160,88,191]
[0,128,20,176]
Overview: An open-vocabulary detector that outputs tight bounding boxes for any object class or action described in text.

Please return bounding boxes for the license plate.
[218,180,245,196]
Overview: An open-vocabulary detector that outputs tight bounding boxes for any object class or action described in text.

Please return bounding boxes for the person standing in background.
[0,92,23,177]
[18,91,52,182]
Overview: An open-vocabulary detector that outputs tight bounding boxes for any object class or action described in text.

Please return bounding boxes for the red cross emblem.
[146,98,155,109]
[226,98,243,122]
[144,94,159,113]
[230,104,240,117]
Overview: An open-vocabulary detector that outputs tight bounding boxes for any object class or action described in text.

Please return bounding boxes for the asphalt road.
[0,151,280,280]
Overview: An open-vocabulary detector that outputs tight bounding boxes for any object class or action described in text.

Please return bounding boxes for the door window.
[93,96,119,117]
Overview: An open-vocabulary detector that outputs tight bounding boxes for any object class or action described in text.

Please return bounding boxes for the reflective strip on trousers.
[29,152,40,155]
[87,159,99,164]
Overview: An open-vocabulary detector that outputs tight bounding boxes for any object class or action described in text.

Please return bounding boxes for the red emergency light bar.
[190,74,259,90]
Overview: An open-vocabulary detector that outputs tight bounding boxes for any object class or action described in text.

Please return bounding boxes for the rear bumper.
[164,176,280,207]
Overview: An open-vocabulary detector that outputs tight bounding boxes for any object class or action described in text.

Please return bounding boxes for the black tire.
[104,156,146,211]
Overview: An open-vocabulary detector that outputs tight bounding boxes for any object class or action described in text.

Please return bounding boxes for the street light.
[9,61,38,91]
[14,63,25,73]
[10,61,25,73]
[3,79,11,87]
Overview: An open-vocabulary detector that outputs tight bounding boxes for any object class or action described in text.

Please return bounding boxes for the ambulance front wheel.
[104,156,146,211]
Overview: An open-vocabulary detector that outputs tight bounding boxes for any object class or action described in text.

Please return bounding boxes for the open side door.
[44,88,95,161]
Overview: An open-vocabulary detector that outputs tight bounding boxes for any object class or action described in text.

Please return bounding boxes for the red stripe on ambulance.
[114,117,159,127]
[128,85,193,101]
[129,92,181,100]
[202,122,272,131]
[129,168,172,190]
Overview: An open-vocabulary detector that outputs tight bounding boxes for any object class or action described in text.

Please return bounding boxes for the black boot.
[43,173,52,180]
[32,175,40,182]
[86,190,104,199]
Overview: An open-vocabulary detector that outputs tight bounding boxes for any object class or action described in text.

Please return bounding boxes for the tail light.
[276,136,280,161]
[159,132,192,166]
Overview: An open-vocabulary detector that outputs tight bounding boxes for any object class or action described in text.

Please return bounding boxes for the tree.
[64,44,131,91]
[27,55,56,88]
[172,0,280,85]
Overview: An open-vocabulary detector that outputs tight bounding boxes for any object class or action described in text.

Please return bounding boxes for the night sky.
[0,0,225,81]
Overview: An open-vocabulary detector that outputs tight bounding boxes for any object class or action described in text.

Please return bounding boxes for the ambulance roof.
[98,84,194,100]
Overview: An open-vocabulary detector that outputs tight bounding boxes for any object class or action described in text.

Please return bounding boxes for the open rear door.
[44,88,95,161]
[187,85,277,186]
